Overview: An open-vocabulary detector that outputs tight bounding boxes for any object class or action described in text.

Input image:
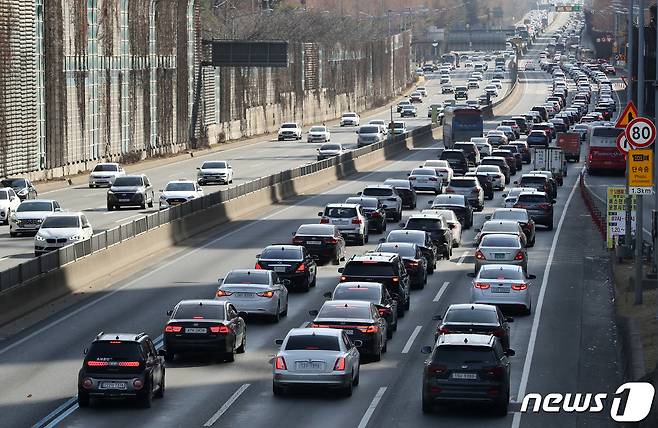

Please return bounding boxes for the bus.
[441,53,457,69]
[443,107,484,148]
[587,126,625,174]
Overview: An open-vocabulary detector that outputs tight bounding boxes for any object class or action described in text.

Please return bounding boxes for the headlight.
[107,190,114,195]
[9,213,17,222]
[35,235,46,241]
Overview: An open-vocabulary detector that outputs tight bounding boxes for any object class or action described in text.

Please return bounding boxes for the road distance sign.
[616,133,631,154]
[625,117,656,148]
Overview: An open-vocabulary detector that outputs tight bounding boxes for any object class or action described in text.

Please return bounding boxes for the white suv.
[88,163,125,188]
[34,212,93,256]
[159,180,204,209]
[278,123,302,141]
[318,203,369,245]
[340,112,360,127]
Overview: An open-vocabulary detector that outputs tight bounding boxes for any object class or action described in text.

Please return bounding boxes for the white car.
[0,187,21,225]
[392,121,407,135]
[485,85,499,97]
[317,143,346,161]
[319,203,369,244]
[475,165,505,190]
[159,180,204,209]
[278,123,302,141]
[525,60,536,71]
[88,163,125,188]
[197,160,233,185]
[9,199,61,237]
[417,86,428,97]
[471,138,492,156]
[408,167,442,194]
[421,160,453,185]
[34,212,93,256]
[368,119,389,135]
[340,112,360,127]
[307,125,331,143]
[491,79,503,89]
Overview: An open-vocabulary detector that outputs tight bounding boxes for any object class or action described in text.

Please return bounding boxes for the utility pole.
[625,0,634,265]
[654,0,658,280]
[635,0,645,305]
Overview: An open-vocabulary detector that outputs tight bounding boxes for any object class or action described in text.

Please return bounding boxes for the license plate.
[118,199,130,202]
[235,292,255,298]
[273,266,287,272]
[451,372,477,380]
[100,382,127,390]
[170,201,181,206]
[296,361,324,370]
[306,241,321,245]
[344,330,354,335]
[494,253,506,260]
[492,287,510,293]
[185,328,207,334]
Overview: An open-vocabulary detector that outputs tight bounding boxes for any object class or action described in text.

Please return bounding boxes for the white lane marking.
[401,326,423,354]
[511,172,580,428]
[203,384,251,427]
[31,396,78,428]
[433,281,450,302]
[357,387,388,428]
[456,251,468,265]
[0,141,440,357]
[115,214,145,223]
[42,402,79,428]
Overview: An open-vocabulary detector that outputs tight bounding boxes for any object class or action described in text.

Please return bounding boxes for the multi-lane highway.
[0,11,622,428]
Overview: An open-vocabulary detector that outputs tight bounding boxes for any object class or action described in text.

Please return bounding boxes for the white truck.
[532,147,566,186]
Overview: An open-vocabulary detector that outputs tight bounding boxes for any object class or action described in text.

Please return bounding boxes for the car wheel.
[107,204,113,211]
[139,382,153,408]
[332,252,341,265]
[10,232,17,237]
[371,347,382,362]
[386,325,393,339]
[404,295,410,310]
[494,391,510,417]
[364,233,369,244]
[164,350,175,362]
[148,199,154,208]
[237,333,246,353]
[141,201,146,209]
[341,379,353,397]
[357,234,366,246]
[428,260,435,274]
[382,338,388,353]
[78,391,90,408]
[224,344,236,363]
[155,372,165,398]
[547,221,554,231]
[422,394,433,413]
[423,271,428,286]
[310,274,317,288]
[397,303,405,318]
[353,366,360,386]
[528,237,536,247]
[273,383,286,396]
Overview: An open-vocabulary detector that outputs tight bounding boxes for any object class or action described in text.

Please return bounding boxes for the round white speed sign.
[625,117,656,148]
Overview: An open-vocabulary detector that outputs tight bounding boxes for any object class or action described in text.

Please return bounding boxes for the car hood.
[37,227,82,238]
[110,186,143,192]
[90,171,119,177]
[200,168,229,174]
[162,191,196,199]
[14,210,52,220]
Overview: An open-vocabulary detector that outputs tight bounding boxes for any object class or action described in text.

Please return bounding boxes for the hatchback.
[292,224,346,264]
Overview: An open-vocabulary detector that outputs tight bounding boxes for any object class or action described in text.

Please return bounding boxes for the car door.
[141,340,161,389]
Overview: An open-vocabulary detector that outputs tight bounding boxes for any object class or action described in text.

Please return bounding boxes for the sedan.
[34,212,93,256]
[408,168,442,194]
[197,160,234,185]
[475,234,527,275]
[256,245,318,291]
[163,300,246,362]
[308,125,331,143]
[475,220,528,248]
[317,143,346,161]
[422,160,453,186]
[0,187,21,225]
[470,264,535,315]
[502,187,536,208]
[273,328,360,397]
[292,224,346,264]
[216,269,289,322]
[444,177,484,211]
[433,303,513,349]
[490,208,536,247]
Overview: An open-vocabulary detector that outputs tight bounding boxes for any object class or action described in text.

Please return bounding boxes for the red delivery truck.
[556,132,581,162]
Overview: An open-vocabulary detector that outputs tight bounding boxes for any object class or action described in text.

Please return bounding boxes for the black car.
[310,300,388,361]
[375,242,428,289]
[513,191,555,230]
[517,174,555,199]
[163,300,246,362]
[107,174,155,210]
[256,245,318,291]
[439,149,469,176]
[510,142,531,164]
[490,150,517,175]
[325,282,399,338]
[498,145,523,171]
[339,253,411,317]
[345,196,387,233]
[383,178,417,209]
[402,214,453,260]
[384,229,437,274]
[433,303,513,349]
[467,172,494,200]
[421,333,515,415]
[78,332,165,408]
[453,142,480,166]
[480,157,511,184]
[292,224,346,265]
[428,194,474,229]
[1,178,37,201]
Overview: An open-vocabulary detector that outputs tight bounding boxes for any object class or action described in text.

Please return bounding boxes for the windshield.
[224,271,270,285]
[318,304,372,319]
[1,179,26,190]
[260,247,302,260]
[93,164,118,172]
[17,201,53,212]
[376,243,416,258]
[477,166,500,173]
[520,177,546,185]
[87,342,142,362]
[479,267,524,280]
[165,182,195,192]
[433,195,465,205]
[480,235,519,247]
[285,335,340,351]
[343,262,395,277]
[113,177,143,187]
[174,304,225,320]
[434,346,496,364]
[297,225,334,236]
[444,308,498,323]
[324,207,357,218]
[383,179,410,189]
[281,123,297,128]
[363,188,393,197]
[517,194,548,203]
[441,152,465,160]
[202,161,227,169]
[359,126,380,134]
[393,123,405,129]
[41,216,80,229]
[482,222,518,233]
[333,286,381,303]
[309,127,326,132]
[386,231,423,244]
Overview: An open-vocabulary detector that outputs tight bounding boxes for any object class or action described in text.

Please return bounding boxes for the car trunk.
[258,259,304,275]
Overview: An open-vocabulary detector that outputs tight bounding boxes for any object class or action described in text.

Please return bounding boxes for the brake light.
[358,325,379,333]
[483,366,504,379]
[109,341,122,344]
[275,356,287,370]
[257,290,275,298]
[471,188,480,194]
[474,282,490,289]
[82,378,93,389]
[438,327,451,334]
[295,263,306,272]
[164,325,183,333]
[320,217,330,224]
[445,188,455,193]
[324,237,338,244]
[492,328,505,337]
[426,364,447,375]
[334,357,346,371]
[210,325,230,334]
[538,203,551,210]
[511,283,528,291]
[216,289,233,297]
[406,261,419,268]
[392,276,399,283]
[292,237,303,245]
[118,361,140,367]
[254,262,263,270]
[371,212,380,218]
[340,275,347,282]
[351,218,362,224]
[378,307,390,316]
[475,250,486,260]
[87,361,109,367]
[310,323,329,328]
[514,251,525,261]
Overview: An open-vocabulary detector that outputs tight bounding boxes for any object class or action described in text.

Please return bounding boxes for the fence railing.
[579,170,606,239]
[0,125,433,293]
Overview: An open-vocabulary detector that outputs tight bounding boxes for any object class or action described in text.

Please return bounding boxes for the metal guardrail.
[0,126,432,293]
[579,170,606,239]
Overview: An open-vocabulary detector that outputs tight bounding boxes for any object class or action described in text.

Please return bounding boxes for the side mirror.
[485,215,491,220]
[157,349,166,357]
[166,309,173,316]
[501,194,507,197]
[228,165,232,169]
[282,279,291,286]
[527,274,537,279]
[505,317,514,323]
[427,201,433,205]
[432,314,443,321]
[238,311,248,319]
[356,192,362,196]
[308,310,319,317]
[323,291,332,299]
[256,254,261,258]
[353,340,363,347]
[505,349,516,357]
[274,339,284,346]
[83,348,88,355]
[421,345,433,354]
[317,212,323,217]
[337,267,344,273]
[551,199,557,204]
[398,222,405,228]
[196,167,201,170]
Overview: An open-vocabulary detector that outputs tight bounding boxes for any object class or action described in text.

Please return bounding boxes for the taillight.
[492,328,505,337]
[514,251,525,261]
[165,325,183,333]
[445,188,455,193]
[378,307,389,316]
[538,203,551,210]
[471,188,480,194]
[117,361,140,367]
[511,283,528,291]
[426,364,447,375]
[210,325,230,334]
[474,282,490,289]
[438,327,451,334]
[358,325,380,333]
[132,378,144,390]
[371,212,380,218]
[334,357,346,371]
[351,218,362,224]
[340,275,347,282]
[87,361,109,367]
[257,290,275,298]
[392,276,399,283]
[292,237,303,245]
[295,263,306,272]
[406,261,419,268]
[216,289,233,298]
[254,262,263,270]
[324,237,338,244]
[475,250,486,260]
[320,217,330,224]
[275,356,287,370]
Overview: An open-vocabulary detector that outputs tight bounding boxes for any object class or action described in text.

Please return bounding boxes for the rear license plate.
[491,287,510,293]
[296,361,324,370]
[118,199,130,202]
[100,382,127,390]
[235,292,255,298]
[273,266,287,272]
[185,328,207,334]
[306,241,321,245]
[494,253,506,260]
[451,372,477,380]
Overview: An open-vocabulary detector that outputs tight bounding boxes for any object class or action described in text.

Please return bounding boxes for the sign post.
[607,187,637,249]
[629,150,655,195]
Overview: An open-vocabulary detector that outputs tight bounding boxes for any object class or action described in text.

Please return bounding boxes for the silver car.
[408,168,442,194]
[470,264,534,315]
[474,234,527,275]
[444,177,484,211]
[475,220,527,248]
[356,125,385,147]
[273,328,361,396]
[88,162,125,188]
[216,269,289,322]
[319,203,369,244]
[317,143,345,160]
[502,187,536,208]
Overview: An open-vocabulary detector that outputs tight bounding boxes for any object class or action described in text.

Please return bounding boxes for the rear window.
[363,188,393,197]
[517,194,548,203]
[520,177,546,185]
[224,271,270,285]
[444,308,498,324]
[479,268,524,280]
[411,169,435,176]
[261,247,303,260]
[492,210,528,222]
[480,235,519,247]
[440,152,465,160]
[376,243,416,258]
[384,179,410,189]
[318,304,372,319]
[87,342,143,362]
[386,231,423,245]
[202,161,227,169]
[285,335,341,351]
[346,197,378,208]
[454,144,475,152]
[343,262,395,277]
[324,207,358,218]
[449,179,477,188]
[297,225,334,236]
[406,218,442,231]
[433,346,496,364]
[333,286,381,303]
[174,304,225,320]
[482,222,518,233]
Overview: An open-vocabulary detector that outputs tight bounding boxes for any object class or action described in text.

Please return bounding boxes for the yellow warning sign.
[615,101,638,128]
[629,149,654,187]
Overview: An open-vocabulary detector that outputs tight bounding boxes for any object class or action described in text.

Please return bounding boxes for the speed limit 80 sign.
[625,117,656,148]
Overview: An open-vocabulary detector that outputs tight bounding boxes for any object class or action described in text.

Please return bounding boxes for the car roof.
[388,229,425,237]
[17,199,56,204]
[522,173,548,179]
[326,203,359,208]
[336,281,384,290]
[408,213,443,220]
[351,252,399,262]
[448,303,497,312]
[166,179,196,184]
[95,332,148,343]
[519,191,547,197]
[437,333,495,347]
[262,244,304,251]
[346,196,378,203]
[377,242,416,250]
[177,299,226,308]
[287,328,343,338]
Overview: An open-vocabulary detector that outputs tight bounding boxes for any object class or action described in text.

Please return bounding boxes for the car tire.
[273,383,285,396]
[387,325,393,339]
[357,234,366,246]
[271,305,280,323]
[148,199,154,208]
[237,334,246,353]
[78,391,90,408]
[547,221,554,231]
[529,237,536,247]
[107,204,114,211]
[494,391,510,417]
[428,260,435,274]
[155,373,165,398]
[139,383,153,408]
[423,271,428,286]
[382,338,388,353]
[404,296,410,310]
[309,275,317,288]
[332,253,341,265]
[371,348,382,362]
[397,303,405,318]
[342,380,353,398]
[164,350,175,362]
[10,232,17,237]
[224,345,236,363]
[353,367,360,386]
[422,394,433,413]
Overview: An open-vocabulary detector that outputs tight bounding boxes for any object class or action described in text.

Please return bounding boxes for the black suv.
[345,196,387,233]
[402,214,453,260]
[514,191,555,230]
[439,149,469,175]
[107,174,155,210]
[78,332,165,408]
[256,245,318,291]
[453,142,481,166]
[339,253,411,317]
[421,333,515,415]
